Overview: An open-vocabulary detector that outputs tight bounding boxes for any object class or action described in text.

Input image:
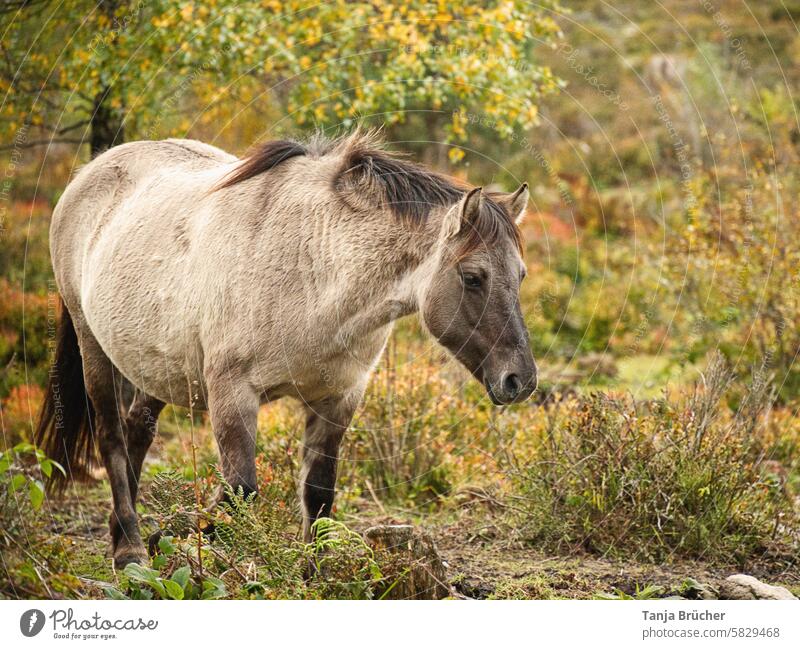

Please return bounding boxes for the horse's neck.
[320,211,439,346]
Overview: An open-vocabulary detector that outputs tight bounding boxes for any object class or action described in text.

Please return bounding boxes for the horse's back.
[90,138,235,172]
[52,139,232,239]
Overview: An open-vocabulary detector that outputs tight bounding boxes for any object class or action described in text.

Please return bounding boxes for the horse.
[35,132,537,568]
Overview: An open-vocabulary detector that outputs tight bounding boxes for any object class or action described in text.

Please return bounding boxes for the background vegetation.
[1,0,799,599]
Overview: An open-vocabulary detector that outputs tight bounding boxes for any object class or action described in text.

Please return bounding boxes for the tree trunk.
[364,525,450,599]
[89,0,126,157]
[90,86,124,156]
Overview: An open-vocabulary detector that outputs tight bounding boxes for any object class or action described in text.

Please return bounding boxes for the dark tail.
[34,298,96,489]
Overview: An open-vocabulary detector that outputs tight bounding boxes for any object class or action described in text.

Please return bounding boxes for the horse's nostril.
[503,373,521,398]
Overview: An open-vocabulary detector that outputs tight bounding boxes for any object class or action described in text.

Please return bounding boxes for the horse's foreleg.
[300,394,360,542]
[206,371,260,501]
[147,371,258,555]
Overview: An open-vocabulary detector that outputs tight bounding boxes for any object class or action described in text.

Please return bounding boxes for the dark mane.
[215,133,522,255]
[336,141,523,256]
[215,139,308,190]
[336,146,465,222]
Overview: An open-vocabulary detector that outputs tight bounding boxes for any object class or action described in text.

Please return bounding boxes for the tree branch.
[0,0,50,16]
[56,119,91,135]
[0,137,84,151]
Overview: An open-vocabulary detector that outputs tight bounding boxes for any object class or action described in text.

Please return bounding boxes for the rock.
[363,525,450,600]
[453,576,494,600]
[719,575,797,600]
[682,577,719,600]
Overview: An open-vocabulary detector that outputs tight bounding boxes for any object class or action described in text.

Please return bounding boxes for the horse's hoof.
[114,549,147,570]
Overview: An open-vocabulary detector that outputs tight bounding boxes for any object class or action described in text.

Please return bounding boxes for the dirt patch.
[431,516,800,599]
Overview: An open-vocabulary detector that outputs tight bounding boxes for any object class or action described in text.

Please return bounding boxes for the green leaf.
[158,535,176,556]
[171,566,191,590]
[10,473,26,492]
[50,459,66,478]
[163,579,185,600]
[131,587,154,600]
[13,442,34,454]
[29,479,45,510]
[201,577,227,600]
[39,459,53,478]
[149,580,167,599]
[103,586,129,600]
[123,562,160,583]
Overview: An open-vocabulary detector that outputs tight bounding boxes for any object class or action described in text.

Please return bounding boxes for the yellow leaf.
[448,148,465,163]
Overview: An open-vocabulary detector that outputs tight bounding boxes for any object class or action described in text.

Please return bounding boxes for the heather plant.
[507,354,798,564]
[669,157,800,403]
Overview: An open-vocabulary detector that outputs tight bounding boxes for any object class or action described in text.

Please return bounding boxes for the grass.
[594,584,665,600]
[490,574,559,600]
[614,355,698,399]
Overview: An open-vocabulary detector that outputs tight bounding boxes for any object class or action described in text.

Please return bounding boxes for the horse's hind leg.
[77,331,148,568]
[121,389,165,557]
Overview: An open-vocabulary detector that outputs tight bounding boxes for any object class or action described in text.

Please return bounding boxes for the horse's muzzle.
[485,367,537,405]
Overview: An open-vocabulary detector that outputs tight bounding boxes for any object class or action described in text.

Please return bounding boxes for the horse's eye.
[462,273,482,290]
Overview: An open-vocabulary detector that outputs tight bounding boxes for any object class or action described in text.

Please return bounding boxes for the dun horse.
[36,132,537,568]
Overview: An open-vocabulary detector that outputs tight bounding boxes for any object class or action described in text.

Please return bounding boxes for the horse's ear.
[496,183,529,225]
[441,187,483,239]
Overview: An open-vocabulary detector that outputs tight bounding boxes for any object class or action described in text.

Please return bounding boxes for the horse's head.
[421,184,537,405]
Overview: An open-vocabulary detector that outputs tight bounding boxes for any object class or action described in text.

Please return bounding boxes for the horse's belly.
[85,303,205,408]
[261,327,391,403]
[81,249,205,407]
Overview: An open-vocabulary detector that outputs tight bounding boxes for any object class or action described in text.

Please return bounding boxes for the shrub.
[0,384,44,447]
[507,354,798,564]
[109,560,227,601]
[348,331,463,507]
[0,443,63,536]
[305,518,383,600]
[0,279,52,401]
[665,122,800,403]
